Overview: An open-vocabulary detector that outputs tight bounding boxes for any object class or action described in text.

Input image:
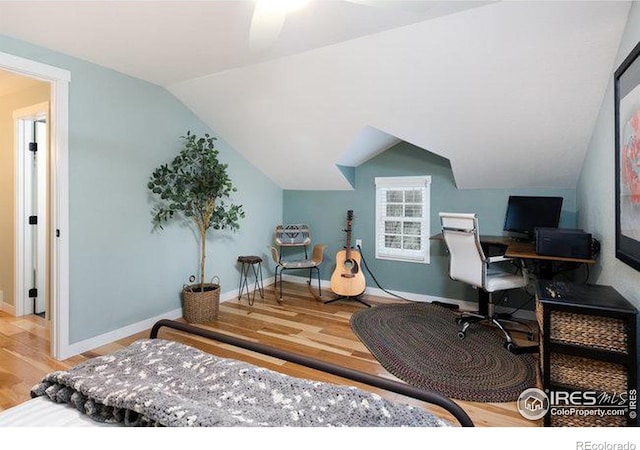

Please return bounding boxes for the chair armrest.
[486,255,514,263]
[270,246,280,264]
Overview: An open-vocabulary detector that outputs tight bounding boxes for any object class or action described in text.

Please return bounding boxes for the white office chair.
[439,212,532,352]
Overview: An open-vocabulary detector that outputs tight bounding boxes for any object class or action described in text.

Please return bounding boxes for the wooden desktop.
[431,233,597,265]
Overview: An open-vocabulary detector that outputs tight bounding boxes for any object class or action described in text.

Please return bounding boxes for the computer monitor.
[503,196,563,240]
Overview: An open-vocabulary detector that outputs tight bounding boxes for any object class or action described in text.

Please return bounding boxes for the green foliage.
[148,131,245,288]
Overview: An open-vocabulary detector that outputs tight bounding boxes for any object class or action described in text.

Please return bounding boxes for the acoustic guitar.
[330,210,366,297]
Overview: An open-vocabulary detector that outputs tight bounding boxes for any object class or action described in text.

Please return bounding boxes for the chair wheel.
[457,331,466,340]
[455,317,463,325]
[505,342,517,353]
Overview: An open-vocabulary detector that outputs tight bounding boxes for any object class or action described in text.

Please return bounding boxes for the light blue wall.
[577,3,639,398]
[578,2,640,310]
[0,35,282,343]
[284,142,576,307]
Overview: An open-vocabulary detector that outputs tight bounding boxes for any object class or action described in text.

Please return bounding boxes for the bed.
[0,319,473,427]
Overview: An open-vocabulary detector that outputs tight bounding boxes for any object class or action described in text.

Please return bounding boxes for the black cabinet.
[535,281,637,427]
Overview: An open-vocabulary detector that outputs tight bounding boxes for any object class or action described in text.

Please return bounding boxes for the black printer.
[534,227,595,259]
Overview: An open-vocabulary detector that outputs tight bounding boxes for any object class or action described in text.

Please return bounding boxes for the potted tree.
[148,131,244,323]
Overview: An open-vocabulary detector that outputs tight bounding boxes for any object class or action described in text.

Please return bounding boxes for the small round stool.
[237,256,264,306]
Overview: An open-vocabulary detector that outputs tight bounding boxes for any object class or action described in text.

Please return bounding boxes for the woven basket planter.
[182,279,220,323]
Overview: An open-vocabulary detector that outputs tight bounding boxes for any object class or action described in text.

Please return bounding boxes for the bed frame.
[149,319,474,427]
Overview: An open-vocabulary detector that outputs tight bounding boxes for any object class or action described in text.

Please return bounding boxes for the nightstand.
[535,281,637,427]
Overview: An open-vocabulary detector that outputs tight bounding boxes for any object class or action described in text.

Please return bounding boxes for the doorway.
[14,104,49,318]
[0,51,70,359]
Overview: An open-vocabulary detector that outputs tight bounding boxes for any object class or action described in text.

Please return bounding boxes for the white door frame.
[14,102,48,318]
[1,51,70,360]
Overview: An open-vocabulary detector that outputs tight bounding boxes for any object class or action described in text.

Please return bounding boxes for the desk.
[431,233,596,264]
[431,233,597,314]
[502,239,596,264]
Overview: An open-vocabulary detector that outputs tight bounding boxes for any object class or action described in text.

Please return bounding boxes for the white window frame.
[375,176,431,264]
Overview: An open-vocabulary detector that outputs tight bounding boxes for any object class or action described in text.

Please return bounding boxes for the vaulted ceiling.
[0,1,631,190]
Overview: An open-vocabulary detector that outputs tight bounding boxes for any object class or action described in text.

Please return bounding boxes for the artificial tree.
[148,131,244,293]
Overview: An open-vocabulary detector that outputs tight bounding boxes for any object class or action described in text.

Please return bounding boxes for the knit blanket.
[31,339,450,427]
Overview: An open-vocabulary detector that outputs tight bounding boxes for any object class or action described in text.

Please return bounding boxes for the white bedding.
[0,397,113,427]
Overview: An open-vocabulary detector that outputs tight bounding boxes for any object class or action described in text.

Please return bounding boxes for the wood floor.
[0,281,541,427]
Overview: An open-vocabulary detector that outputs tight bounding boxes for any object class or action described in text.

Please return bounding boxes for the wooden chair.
[270,224,326,303]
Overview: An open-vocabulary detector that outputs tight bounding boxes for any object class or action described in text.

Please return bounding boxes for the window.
[375,176,431,263]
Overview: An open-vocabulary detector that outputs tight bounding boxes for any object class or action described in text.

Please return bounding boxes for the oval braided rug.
[350,302,537,402]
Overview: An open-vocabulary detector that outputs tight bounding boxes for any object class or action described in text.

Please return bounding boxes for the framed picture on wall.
[615,40,640,272]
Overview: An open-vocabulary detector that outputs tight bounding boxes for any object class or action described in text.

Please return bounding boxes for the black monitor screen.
[503,196,563,238]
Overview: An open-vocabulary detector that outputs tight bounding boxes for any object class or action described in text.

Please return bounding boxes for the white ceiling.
[0,1,631,190]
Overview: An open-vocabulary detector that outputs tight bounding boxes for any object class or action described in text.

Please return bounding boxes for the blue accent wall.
[0,35,282,343]
[284,142,576,306]
[577,2,640,404]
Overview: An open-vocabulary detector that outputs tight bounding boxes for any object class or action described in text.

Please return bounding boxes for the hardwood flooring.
[0,281,541,427]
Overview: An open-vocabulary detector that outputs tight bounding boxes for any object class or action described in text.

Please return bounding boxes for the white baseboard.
[0,300,16,316]
[63,284,256,359]
[62,273,534,360]
[281,274,535,321]
[62,278,280,360]
[0,288,16,315]
[63,307,184,359]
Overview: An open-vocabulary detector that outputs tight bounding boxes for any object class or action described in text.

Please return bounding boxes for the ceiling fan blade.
[249,0,287,52]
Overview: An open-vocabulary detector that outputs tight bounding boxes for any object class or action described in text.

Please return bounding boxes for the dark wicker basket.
[182,278,220,323]
[550,353,628,392]
[548,310,630,353]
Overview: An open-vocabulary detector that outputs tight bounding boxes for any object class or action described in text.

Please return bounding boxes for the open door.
[15,103,48,318]
[2,50,71,359]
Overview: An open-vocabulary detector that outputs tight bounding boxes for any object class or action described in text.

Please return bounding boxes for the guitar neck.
[345,220,352,259]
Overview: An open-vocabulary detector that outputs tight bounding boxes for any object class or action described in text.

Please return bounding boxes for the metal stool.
[237,256,264,306]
